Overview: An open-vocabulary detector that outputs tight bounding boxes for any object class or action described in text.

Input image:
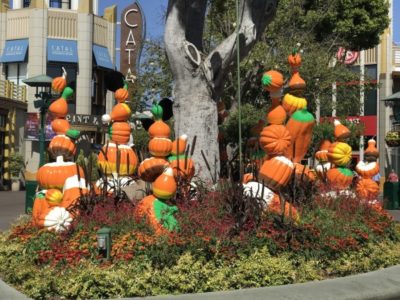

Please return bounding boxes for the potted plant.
[9,152,25,191]
[385,131,400,147]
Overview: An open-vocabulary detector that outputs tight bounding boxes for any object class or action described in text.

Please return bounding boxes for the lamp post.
[23,75,53,167]
[22,75,53,213]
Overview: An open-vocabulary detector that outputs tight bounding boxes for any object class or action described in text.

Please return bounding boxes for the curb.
[0,279,31,299]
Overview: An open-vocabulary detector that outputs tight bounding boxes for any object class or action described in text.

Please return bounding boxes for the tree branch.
[203,0,278,94]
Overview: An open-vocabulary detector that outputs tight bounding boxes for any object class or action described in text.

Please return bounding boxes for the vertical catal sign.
[120,2,145,76]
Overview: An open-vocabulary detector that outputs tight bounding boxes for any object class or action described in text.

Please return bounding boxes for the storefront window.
[5,63,27,86]
[47,63,77,113]
[23,0,30,8]
[49,0,61,8]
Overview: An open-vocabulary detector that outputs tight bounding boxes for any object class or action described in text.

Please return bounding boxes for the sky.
[393,0,400,45]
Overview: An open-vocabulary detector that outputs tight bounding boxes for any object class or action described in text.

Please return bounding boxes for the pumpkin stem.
[61,87,74,99]
[261,74,272,87]
[66,129,80,140]
[151,103,164,120]
[123,80,128,90]
[62,67,67,79]
[292,47,298,56]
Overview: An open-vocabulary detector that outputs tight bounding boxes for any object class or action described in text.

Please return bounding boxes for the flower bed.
[1,188,400,300]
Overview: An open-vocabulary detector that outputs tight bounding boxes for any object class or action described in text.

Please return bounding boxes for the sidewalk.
[0,191,26,232]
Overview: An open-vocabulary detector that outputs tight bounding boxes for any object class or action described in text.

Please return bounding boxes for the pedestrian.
[387,169,399,182]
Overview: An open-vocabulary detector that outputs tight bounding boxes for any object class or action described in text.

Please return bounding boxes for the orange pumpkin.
[110,103,131,121]
[51,68,67,93]
[288,52,302,69]
[115,87,129,103]
[259,156,294,191]
[109,122,131,144]
[326,167,353,189]
[37,157,84,190]
[294,163,315,183]
[49,135,76,159]
[364,139,379,162]
[149,138,172,157]
[171,134,188,155]
[32,195,50,227]
[285,109,315,163]
[315,140,331,162]
[259,125,291,156]
[138,157,169,182]
[51,119,70,135]
[288,72,306,94]
[268,195,299,221]
[152,168,177,200]
[333,120,350,141]
[356,178,379,199]
[49,98,68,118]
[261,70,284,92]
[168,155,195,179]
[98,143,138,176]
[267,104,287,125]
[355,161,379,178]
[149,120,171,139]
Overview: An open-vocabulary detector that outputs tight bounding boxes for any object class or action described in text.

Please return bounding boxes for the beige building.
[0,0,117,187]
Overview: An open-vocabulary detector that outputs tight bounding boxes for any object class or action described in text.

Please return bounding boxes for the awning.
[93,45,114,69]
[0,39,29,63]
[47,39,78,63]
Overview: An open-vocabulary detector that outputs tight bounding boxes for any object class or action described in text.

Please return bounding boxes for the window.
[49,0,61,8]
[5,63,27,86]
[23,0,30,7]
[364,64,377,116]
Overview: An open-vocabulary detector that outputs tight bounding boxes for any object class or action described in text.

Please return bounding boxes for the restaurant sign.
[65,114,101,126]
[120,1,145,76]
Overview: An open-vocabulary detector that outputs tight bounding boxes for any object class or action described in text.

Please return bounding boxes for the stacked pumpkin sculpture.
[135,103,195,234]
[355,139,380,200]
[97,81,138,191]
[243,47,316,219]
[32,68,88,232]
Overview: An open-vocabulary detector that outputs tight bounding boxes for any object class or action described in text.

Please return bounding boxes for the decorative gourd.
[355,161,379,178]
[49,87,73,118]
[282,94,307,115]
[168,155,195,179]
[49,135,76,159]
[51,119,70,135]
[326,167,353,189]
[62,175,88,208]
[148,138,173,157]
[259,156,294,191]
[327,142,352,167]
[98,143,138,176]
[243,181,278,209]
[37,157,84,189]
[261,70,284,92]
[288,50,302,69]
[334,120,350,141]
[356,178,379,199]
[152,168,177,200]
[109,122,131,144]
[315,162,332,179]
[315,140,331,162]
[285,109,315,163]
[43,206,73,232]
[45,189,63,206]
[364,139,379,162]
[149,120,171,139]
[171,134,187,155]
[138,157,169,182]
[294,163,315,183]
[51,67,67,93]
[115,82,129,103]
[110,103,132,121]
[267,104,287,125]
[288,72,306,94]
[259,125,291,156]
[135,194,179,235]
[268,195,299,221]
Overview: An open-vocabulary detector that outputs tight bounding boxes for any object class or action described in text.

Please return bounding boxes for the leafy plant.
[8,152,25,178]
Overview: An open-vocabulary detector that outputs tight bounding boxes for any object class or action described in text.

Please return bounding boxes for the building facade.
[0,0,117,187]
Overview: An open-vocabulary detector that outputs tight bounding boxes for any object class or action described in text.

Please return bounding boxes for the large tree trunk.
[165,0,278,183]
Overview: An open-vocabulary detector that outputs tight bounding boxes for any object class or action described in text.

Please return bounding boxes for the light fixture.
[97,227,112,260]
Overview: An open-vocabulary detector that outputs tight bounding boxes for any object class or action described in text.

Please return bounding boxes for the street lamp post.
[22,75,53,212]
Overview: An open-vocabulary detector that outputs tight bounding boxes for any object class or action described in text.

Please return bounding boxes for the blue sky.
[393,0,400,44]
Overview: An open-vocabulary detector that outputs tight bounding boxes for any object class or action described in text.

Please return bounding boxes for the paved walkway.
[0,191,25,232]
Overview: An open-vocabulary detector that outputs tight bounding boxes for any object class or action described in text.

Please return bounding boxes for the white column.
[13,0,22,9]
[92,0,98,15]
[71,0,78,10]
[76,12,93,114]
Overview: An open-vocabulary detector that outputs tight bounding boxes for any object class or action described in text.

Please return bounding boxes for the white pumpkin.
[43,206,73,232]
[243,181,277,209]
[315,162,332,178]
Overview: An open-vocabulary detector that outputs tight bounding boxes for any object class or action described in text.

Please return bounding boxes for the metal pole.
[236,0,243,180]
[39,106,46,167]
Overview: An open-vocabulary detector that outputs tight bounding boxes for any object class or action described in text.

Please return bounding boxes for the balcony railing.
[0,80,27,102]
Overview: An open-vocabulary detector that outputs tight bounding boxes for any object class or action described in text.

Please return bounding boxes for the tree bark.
[165,0,278,183]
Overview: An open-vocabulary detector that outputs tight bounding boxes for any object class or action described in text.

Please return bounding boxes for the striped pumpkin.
[334,120,351,141]
[356,178,379,199]
[109,121,131,144]
[282,93,307,115]
[259,125,291,156]
[148,138,173,157]
[49,135,76,160]
[152,168,177,200]
[98,143,138,176]
[259,156,294,191]
[326,167,353,189]
[327,142,352,167]
[138,157,169,182]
